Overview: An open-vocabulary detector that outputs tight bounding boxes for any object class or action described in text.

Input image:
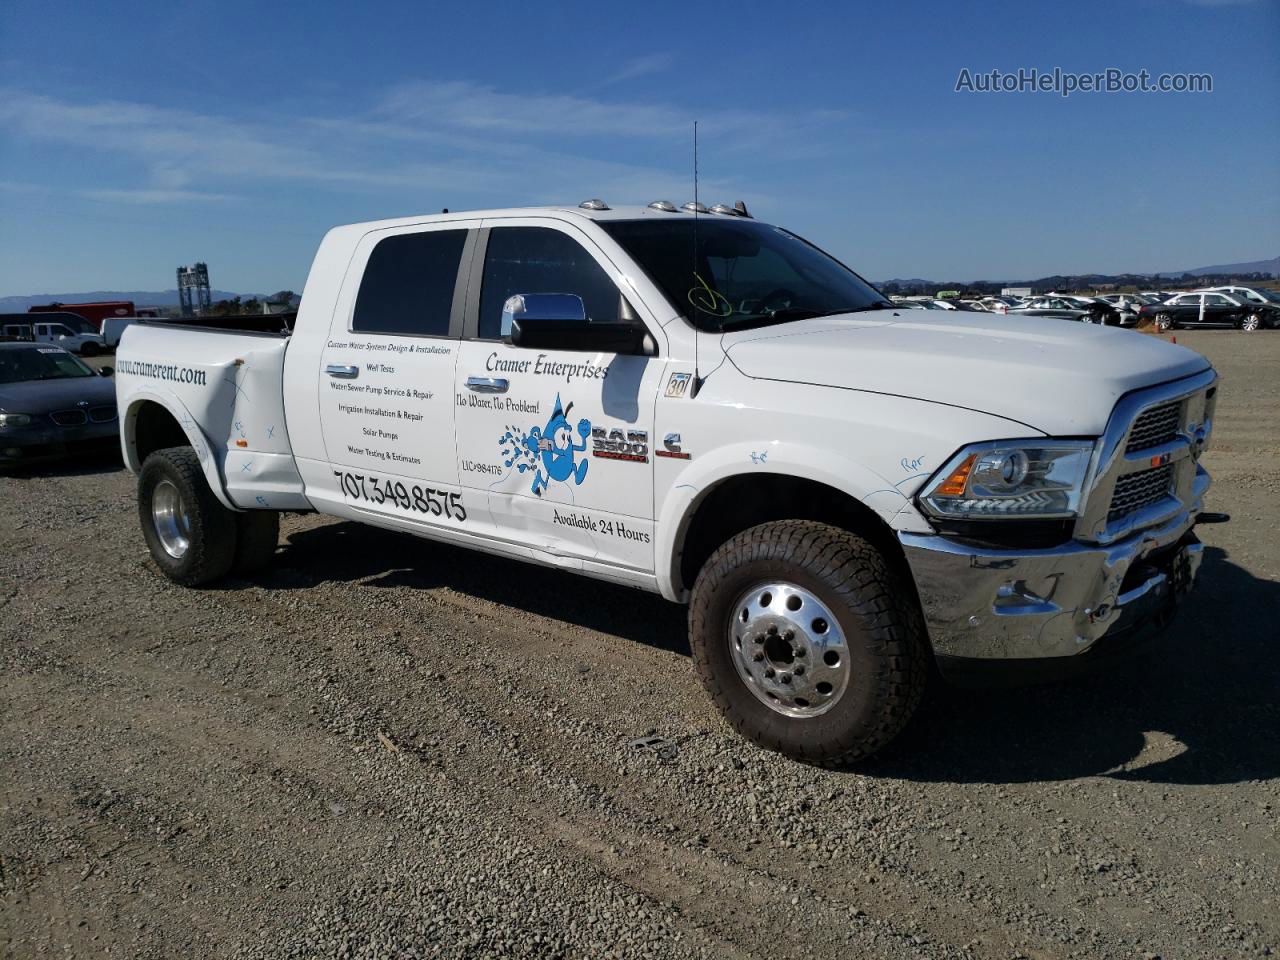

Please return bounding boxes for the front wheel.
[80,342,100,357]
[138,446,237,585]
[689,520,929,765]
[1240,312,1261,333]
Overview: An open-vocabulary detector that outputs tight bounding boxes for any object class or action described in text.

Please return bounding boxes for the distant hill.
[1159,255,1280,278]
[0,290,267,313]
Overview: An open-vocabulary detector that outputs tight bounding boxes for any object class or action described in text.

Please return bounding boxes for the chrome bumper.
[899,479,1207,661]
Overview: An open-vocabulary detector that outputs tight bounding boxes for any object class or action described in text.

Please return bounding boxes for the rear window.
[352,229,467,337]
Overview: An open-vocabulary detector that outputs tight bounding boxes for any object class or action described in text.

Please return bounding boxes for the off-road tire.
[689,520,929,765]
[138,446,237,586]
[232,511,280,576]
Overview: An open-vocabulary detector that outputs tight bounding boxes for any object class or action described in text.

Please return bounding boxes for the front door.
[453,221,664,575]
[314,221,477,533]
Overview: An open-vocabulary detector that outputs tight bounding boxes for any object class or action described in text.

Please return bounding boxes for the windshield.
[600,218,890,331]
[1254,288,1280,303]
[0,346,96,384]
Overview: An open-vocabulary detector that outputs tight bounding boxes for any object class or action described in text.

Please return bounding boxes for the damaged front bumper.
[899,505,1205,673]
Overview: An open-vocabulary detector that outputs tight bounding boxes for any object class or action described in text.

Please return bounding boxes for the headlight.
[919,440,1094,520]
[0,413,33,429]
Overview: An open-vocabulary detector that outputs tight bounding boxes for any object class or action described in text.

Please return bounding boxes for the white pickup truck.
[115,202,1217,763]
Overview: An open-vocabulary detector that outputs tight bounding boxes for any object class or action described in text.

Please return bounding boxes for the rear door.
[1168,294,1199,323]
[1202,293,1239,325]
[312,220,479,533]
[452,220,665,576]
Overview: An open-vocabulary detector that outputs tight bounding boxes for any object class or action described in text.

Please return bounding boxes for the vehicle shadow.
[268,519,690,657]
[0,448,123,478]
[267,525,1278,786]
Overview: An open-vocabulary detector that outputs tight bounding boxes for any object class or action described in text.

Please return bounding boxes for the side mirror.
[98,366,114,377]
[502,293,653,356]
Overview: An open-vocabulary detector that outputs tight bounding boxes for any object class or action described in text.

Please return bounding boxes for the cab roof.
[329,204,760,236]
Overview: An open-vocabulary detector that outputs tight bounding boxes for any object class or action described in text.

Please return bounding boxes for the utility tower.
[177,262,212,316]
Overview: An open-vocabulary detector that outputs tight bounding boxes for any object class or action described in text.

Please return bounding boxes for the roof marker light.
[709,203,742,216]
[647,200,678,212]
[579,199,610,210]
[681,201,708,214]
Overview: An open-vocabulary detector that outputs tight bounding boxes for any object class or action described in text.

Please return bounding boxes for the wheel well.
[131,401,190,464]
[677,474,911,593]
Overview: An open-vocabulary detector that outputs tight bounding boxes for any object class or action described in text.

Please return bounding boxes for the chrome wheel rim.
[1243,314,1259,332]
[151,480,191,559]
[1156,314,1171,330]
[728,582,851,718]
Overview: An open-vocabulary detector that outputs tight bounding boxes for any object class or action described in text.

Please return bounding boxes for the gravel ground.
[1,329,1277,959]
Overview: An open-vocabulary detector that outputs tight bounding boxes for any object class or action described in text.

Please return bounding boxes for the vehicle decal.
[332,469,466,521]
[665,372,692,398]
[498,394,590,496]
[552,508,651,543]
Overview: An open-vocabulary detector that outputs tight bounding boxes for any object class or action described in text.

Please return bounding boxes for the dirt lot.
[1,330,1277,959]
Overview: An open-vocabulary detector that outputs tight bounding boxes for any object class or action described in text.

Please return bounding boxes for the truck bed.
[116,321,310,512]
[137,312,296,336]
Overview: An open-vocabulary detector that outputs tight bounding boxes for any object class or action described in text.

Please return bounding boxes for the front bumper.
[899,506,1205,663]
[0,419,119,464]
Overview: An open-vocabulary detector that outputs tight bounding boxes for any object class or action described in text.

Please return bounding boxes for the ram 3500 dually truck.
[115,203,1217,763]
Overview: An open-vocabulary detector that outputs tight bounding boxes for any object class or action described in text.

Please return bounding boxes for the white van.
[101,316,141,349]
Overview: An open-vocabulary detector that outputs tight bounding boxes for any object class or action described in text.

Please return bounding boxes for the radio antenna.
[690,119,702,398]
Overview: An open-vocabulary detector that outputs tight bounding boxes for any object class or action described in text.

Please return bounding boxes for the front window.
[477,227,620,340]
[0,347,95,384]
[600,218,889,331]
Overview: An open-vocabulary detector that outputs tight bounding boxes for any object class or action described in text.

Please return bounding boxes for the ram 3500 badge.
[115,202,1217,764]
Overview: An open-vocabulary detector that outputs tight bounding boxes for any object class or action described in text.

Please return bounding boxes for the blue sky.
[1,0,1277,295]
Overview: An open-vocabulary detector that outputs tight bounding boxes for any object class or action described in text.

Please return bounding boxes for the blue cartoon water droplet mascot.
[515,394,591,496]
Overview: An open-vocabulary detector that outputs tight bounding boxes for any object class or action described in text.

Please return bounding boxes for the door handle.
[325,364,359,379]
[466,376,509,393]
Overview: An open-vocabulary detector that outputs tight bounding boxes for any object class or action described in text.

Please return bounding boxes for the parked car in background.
[1141,291,1278,332]
[0,343,119,466]
[2,311,97,342]
[31,319,107,356]
[1009,296,1118,324]
[1094,294,1151,327]
[1202,286,1280,308]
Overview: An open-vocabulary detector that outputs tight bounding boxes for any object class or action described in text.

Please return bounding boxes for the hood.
[722,311,1210,435]
[0,375,116,414]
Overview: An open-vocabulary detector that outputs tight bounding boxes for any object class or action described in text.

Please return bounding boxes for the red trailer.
[29,300,136,332]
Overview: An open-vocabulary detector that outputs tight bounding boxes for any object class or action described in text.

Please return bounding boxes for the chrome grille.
[50,409,87,426]
[89,405,117,423]
[1125,400,1180,454]
[1108,464,1174,522]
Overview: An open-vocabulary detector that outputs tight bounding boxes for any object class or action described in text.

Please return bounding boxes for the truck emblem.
[656,433,691,460]
[592,426,649,463]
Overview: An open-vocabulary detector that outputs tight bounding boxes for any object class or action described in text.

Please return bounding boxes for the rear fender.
[122,388,238,511]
